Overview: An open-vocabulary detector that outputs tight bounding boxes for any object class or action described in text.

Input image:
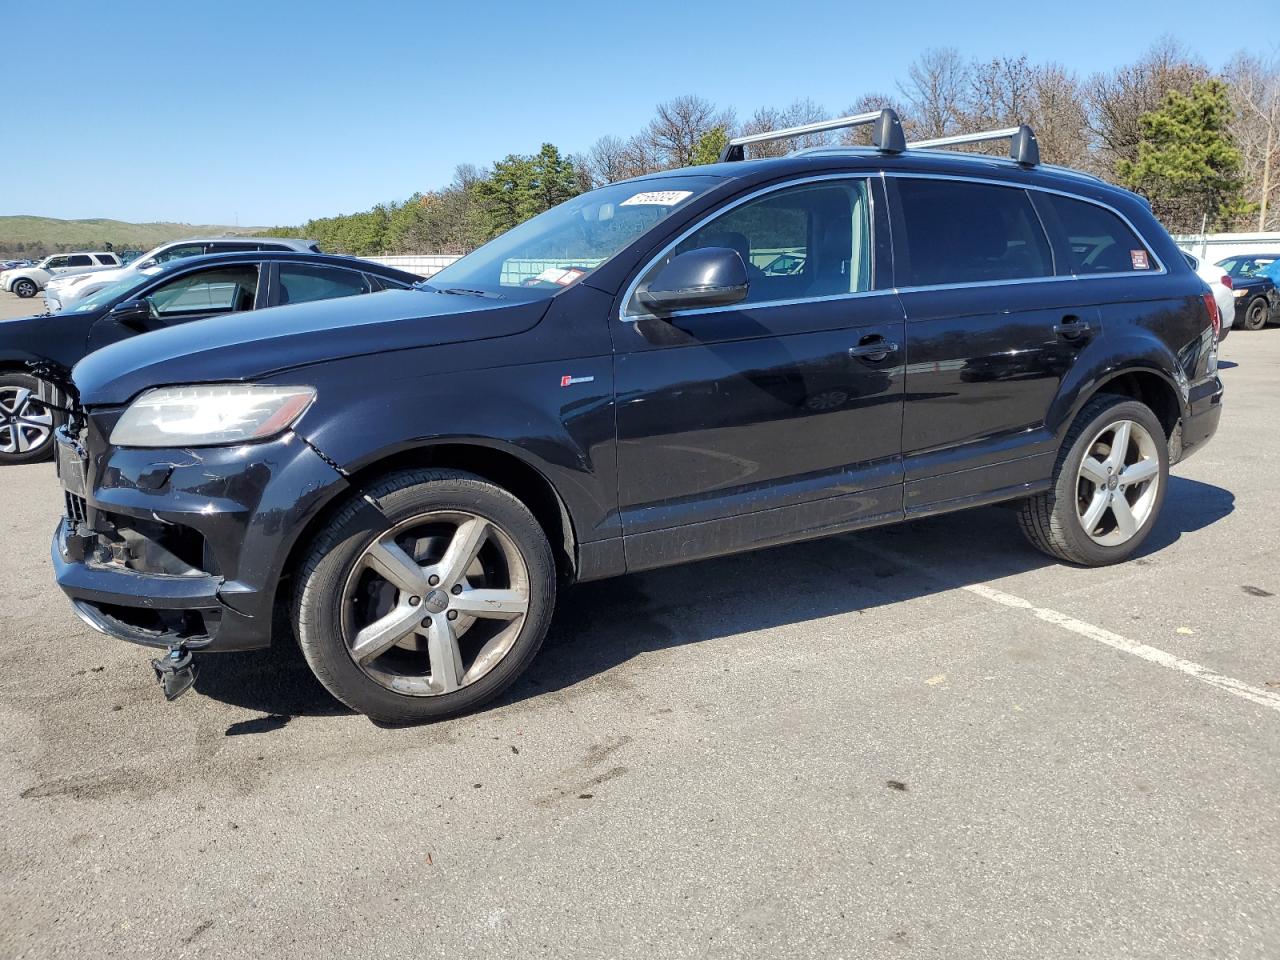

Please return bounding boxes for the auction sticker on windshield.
[620,191,694,206]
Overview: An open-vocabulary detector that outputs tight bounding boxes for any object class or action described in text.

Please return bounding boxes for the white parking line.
[850,538,1280,714]
[963,582,1280,714]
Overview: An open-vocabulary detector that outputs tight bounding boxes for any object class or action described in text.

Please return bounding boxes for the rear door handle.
[848,336,900,362]
[1053,315,1092,339]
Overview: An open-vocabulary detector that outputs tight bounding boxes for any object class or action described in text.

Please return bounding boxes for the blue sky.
[1,0,1261,226]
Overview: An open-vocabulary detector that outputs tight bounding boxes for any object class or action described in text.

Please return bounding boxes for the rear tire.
[1242,297,1269,331]
[293,468,556,723]
[1018,395,1168,566]
[12,278,37,299]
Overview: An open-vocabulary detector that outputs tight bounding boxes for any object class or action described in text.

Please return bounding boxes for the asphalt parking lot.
[0,290,1276,959]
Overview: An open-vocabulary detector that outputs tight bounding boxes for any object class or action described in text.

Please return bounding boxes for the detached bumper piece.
[151,646,198,701]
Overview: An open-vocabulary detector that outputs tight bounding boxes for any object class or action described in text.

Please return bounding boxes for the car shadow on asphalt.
[193,475,1234,724]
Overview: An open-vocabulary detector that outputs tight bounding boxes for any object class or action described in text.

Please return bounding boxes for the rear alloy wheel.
[1243,297,1270,331]
[12,278,37,299]
[1019,395,1168,566]
[0,374,56,465]
[294,469,555,722]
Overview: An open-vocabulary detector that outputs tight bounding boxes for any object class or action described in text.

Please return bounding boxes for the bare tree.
[966,56,1036,127]
[646,95,734,168]
[1026,63,1090,167]
[900,48,970,138]
[1084,37,1207,178]
[584,135,632,186]
[620,133,664,179]
[1225,51,1280,230]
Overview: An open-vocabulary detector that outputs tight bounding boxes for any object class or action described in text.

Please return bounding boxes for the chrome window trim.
[885,171,1167,283]
[619,173,878,322]
[619,169,1169,322]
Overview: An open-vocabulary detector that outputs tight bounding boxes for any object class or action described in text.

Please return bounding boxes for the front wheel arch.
[274,441,578,638]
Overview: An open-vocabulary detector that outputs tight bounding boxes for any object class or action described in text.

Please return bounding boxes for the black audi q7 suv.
[51,112,1223,723]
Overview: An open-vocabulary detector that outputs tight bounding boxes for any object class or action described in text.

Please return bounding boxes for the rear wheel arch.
[1086,369,1182,442]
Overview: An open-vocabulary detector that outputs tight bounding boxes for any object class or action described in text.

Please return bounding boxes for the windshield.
[67,274,149,313]
[425,176,721,299]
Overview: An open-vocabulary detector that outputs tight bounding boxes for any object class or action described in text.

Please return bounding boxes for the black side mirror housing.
[109,299,153,329]
[637,247,749,314]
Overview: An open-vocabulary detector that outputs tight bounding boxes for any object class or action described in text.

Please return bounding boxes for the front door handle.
[1053,315,1092,339]
[848,336,900,362]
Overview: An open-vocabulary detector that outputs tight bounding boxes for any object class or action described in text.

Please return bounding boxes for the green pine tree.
[1117,78,1255,232]
[690,126,729,166]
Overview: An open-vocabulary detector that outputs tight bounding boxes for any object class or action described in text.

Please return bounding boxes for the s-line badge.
[560,375,595,387]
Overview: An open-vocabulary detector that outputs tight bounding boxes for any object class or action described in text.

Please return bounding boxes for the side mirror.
[109,298,153,328]
[637,247,749,313]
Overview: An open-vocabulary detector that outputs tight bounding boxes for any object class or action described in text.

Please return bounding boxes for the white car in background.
[1183,252,1235,339]
[42,236,321,312]
[0,251,121,298]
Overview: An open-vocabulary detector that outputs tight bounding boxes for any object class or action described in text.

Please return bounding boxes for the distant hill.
[0,215,274,257]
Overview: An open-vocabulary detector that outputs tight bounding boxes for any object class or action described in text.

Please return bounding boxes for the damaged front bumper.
[51,425,349,652]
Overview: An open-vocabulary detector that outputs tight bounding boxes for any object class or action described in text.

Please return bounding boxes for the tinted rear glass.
[1045,194,1155,274]
[896,179,1052,286]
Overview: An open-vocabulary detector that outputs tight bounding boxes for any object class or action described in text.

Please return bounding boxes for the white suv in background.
[0,252,121,298]
[42,236,321,312]
[1183,252,1235,339]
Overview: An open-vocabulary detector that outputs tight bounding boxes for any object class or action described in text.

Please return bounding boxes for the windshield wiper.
[437,287,506,300]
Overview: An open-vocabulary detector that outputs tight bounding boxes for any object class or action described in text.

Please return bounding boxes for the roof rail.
[907,124,1040,167]
[719,108,906,163]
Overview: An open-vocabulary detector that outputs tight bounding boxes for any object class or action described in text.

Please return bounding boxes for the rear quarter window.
[1044,194,1156,274]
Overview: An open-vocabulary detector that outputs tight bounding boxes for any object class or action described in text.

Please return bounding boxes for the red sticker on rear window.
[1130,249,1150,270]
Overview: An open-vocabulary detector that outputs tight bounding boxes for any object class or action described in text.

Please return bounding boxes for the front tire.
[1242,297,1269,331]
[1018,395,1168,566]
[12,278,37,299]
[0,373,57,465]
[293,469,556,723]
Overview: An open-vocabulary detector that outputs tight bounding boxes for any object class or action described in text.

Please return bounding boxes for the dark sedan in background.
[1219,252,1280,331]
[0,251,420,464]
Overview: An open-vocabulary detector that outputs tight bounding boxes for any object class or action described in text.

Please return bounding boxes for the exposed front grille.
[64,491,88,525]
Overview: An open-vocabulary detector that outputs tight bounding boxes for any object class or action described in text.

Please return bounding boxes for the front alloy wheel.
[343,511,532,696]
[0,375,56,464]
[12,278,37,298]
[294,469,555,722]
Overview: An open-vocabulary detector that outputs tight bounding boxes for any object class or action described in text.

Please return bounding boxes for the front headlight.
[110,384,316,448]
[1234,288,1249,297]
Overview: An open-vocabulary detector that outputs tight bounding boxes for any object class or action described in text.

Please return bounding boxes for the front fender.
[282,351,619,542]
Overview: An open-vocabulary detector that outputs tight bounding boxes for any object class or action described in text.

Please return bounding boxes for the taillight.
[1221,275,1233,289]
[1202,291,1221,340]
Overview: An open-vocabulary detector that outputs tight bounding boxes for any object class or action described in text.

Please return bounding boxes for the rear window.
[276,263,372,305]
[1045,194,1156,274]
[67,255,92,267]
[94,254,117,265]
[896,179,1053,287]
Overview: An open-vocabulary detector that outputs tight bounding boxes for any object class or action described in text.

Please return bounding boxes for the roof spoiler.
[907,124,1040,167]
[719,108,906,163]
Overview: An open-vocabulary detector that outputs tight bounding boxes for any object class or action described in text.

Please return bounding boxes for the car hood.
[52,265,131,288]
[72,288,550,406]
